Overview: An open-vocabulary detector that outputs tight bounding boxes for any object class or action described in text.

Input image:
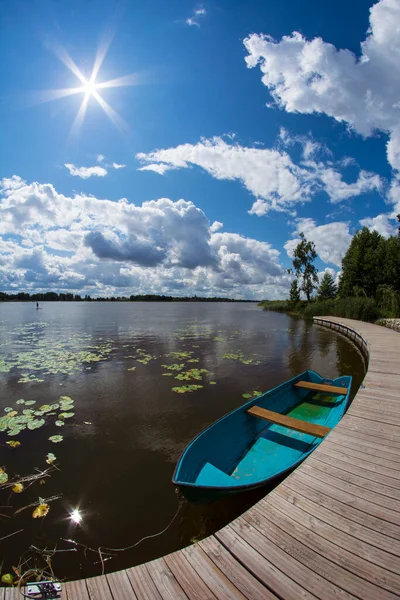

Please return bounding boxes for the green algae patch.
[174,368,209,382]
[161,363,185,372]
[223,351,255,365]
[172,385,203,394]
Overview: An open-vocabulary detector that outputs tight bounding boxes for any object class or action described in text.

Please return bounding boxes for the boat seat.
[294,381,348,394]
[247,406,331,439]
[195,462,234,487]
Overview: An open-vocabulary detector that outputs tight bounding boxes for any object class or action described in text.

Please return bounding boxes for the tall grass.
[259,297,382,322]
[303,297,381,322]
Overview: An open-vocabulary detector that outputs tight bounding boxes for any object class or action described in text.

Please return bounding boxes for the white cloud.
[65,164,107,179]
[285,218,352,267]
[186,6,206,27]
[359,214,397,237]
[311,163,382,203]
[244,0,400,171]
[137,136,382,213]
[0,175,288,299]
[97,155,105,163]
[112,163,125,170]
[210,221,223,232]
[138,163,176,175]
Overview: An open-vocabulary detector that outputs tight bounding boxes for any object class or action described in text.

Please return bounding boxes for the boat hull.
[173,370,351,498]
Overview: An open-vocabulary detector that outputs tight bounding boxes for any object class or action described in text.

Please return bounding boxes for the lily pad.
[12,482,24,494]
[27,418,45,430]
[1,574,13,586]
[46,453,56,464]
[55,420,65,427]
[58,412,74,419]
[0,468,8,484]
[49,435,63,443]
[172,384,203,394]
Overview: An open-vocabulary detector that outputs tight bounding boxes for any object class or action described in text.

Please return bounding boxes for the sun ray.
[25,87,83,107]
[96,73,142,89]
[68,94,91,141]
[92,91,128,134]
[49,43,87,85]
[90,29,115,83]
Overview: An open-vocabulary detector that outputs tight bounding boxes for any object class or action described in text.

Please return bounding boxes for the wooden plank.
[329,430,400,462]
[216,526,319,600]
[294,381,348,394]
[309,452,400,497]
[238,511,396,600]
[320,438,400,471]
[226,519,358,600]
[279,480,400,558]
[126,564,163,600]
[302,462,400,524]
[199,536,277,600]
[65,579,91,600]
[257,493,400,588]
[85,576,113,600]
[182,544,247,600]
[287,469,400,539]
[107,570,138,600]
[163,552,217,600]
[247,406,331,438]
[145,559,189,600]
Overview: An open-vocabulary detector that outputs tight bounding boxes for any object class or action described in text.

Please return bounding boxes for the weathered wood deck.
[7,317,400,599]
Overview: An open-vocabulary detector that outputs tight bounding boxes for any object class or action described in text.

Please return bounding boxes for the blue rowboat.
[173,370,351,498]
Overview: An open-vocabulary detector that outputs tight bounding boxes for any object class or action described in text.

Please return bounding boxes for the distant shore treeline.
[0,291,256,303]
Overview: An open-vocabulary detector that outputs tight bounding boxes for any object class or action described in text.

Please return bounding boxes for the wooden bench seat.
[247,406,331,438]
[294,381,348,395]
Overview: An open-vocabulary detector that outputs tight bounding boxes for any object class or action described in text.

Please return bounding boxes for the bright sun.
[36,36,140,138]
[82,79,97,97]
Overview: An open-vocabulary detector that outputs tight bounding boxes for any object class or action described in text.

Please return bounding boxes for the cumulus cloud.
[65,163,107,179]
[244,0,400,171]
[210,221,223,232]
[0,176,288,299]
[112,163,125,170]
[285,218,352,267]
[137,135,382,213]
[359,214,398,237]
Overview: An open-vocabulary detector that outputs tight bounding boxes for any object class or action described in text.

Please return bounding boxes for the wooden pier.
[7,317,400,599]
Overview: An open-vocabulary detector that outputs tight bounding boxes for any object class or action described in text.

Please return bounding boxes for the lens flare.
[32,34,142,138]
[70,508,82,524]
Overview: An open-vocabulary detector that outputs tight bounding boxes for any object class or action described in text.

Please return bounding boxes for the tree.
[317,271,337,300]
[397,213,400,238]
[289,233,318,301]
[289,279,301,305]
[338,227,384,298]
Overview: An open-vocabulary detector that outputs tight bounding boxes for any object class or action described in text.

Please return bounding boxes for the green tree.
[289,233,318,301]
[317,271,337,300]
[397,213,400,238]
[288,279,301,305]
[338,227,384,298]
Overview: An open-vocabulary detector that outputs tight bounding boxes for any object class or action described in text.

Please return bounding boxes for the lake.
[0,302,365,581]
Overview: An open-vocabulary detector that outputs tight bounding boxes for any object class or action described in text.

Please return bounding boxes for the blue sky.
[1,0,399,298]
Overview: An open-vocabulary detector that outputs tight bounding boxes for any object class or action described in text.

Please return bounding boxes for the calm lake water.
[0,302,366,581]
